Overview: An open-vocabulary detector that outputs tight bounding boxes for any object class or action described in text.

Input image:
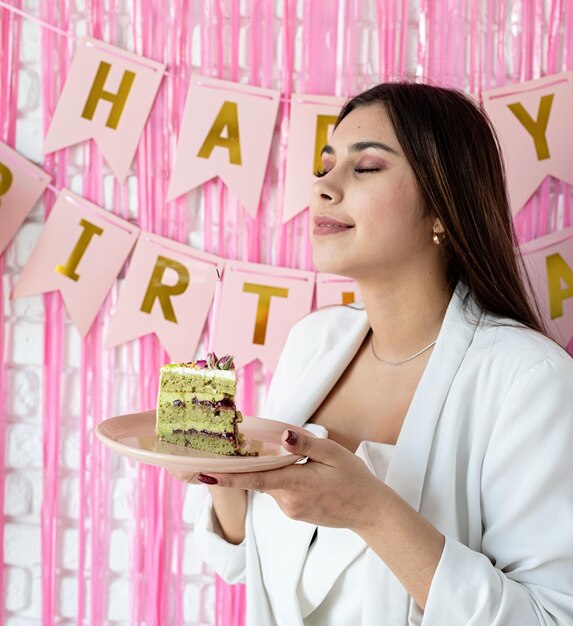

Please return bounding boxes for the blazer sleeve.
[423,358,573,625]
[192,491,247,585]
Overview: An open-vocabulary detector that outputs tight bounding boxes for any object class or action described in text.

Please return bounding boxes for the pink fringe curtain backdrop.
[1,0,573,624]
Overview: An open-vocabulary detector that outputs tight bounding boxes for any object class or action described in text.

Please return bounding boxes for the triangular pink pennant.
[213,260,316,371]
[283,93,346,224]
[482,72,573,215]
[167,75,280,218]
[105,233,224,360]
[315,272,362,308]
[43,37,165,182]
[12,189,139,336]
[0,141,51,255]
[521,226,573,350]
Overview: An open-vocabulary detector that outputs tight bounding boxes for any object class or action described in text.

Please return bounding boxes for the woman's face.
[310,104,436,282]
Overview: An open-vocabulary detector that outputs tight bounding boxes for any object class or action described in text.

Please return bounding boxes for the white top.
[194,284,573,625]
[298,442,394,625]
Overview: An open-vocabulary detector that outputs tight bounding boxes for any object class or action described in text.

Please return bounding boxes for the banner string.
[0,0,351,104]
[43,183,137,233]
[0,0,79,39]
[519,227,573,255]
[225,263,315,282]
[0,144,50,181]
[488,77,570,99]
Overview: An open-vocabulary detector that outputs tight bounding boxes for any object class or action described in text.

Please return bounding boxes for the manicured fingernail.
[285,429,298,445]
[197,474,218,485]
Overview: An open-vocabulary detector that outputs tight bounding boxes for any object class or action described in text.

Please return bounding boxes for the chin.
[312,254,356,278]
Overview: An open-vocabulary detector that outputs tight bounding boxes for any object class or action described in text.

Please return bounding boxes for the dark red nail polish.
[197,474,218,485]
[285,429,298,445]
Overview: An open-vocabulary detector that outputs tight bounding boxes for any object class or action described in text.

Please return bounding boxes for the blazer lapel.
[385,284,480,511]
[250,492,315,626]
[270,306,371,426]
[251,308,370,624]
[379,284,480,624]
[295,442,391,617]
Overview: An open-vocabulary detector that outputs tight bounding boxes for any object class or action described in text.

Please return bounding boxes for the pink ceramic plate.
[95,410,302,473]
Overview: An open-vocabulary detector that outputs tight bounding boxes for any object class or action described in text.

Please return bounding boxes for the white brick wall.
[2,3,223,622]
[3,0,315,620]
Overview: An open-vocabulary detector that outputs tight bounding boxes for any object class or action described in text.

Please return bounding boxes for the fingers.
[167,469,202,485]
[199,429,351,490]
[170,428,348,490]
[199,465,299,491]
[281,427,345,466]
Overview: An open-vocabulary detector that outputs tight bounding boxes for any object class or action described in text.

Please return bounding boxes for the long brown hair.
[336,82,546,335]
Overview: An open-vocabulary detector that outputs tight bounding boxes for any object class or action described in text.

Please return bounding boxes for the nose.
[312,175,342,204]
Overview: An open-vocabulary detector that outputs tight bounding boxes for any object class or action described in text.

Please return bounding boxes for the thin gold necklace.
[370,335,437,366]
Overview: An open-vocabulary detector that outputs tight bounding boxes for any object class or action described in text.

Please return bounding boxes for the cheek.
[354,192,395,235]
[355,195,427,252]
[365,177,423,224]
[353,188,384,220]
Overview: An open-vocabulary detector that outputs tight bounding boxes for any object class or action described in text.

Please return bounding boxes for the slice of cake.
[156,353,249,456]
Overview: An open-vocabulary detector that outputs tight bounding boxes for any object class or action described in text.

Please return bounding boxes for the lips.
[313,215,354,235]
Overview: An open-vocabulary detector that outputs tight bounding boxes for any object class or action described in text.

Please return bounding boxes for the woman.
[182,83,573,625]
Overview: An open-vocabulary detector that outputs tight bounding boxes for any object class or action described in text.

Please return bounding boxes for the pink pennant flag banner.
[167,75,280,218]
[521,226,573,349]
[0,142,51,255]
[105,233,224,360]
[315,272,362,308]
[213,260,315,371]
[11,189,139,336]
[482,71,573,215]
[43,36,165,182]
[283,93,346,224]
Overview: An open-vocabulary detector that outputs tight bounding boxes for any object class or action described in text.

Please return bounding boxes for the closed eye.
[314,166,381,177]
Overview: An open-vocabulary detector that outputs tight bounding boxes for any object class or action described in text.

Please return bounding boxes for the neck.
[358,269,451,364]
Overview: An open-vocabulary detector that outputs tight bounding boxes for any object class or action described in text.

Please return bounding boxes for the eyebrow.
[321,140,400,157]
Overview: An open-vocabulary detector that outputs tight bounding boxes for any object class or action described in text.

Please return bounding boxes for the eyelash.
[314,167,381,178]
[355,168,380,174]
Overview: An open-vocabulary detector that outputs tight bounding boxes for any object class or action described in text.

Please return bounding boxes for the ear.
[433,218,445,234]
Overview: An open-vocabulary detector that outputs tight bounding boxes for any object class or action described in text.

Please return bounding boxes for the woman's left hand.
[196,427,386,532]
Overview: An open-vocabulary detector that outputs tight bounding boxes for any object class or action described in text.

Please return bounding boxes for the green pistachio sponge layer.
[159,430,245,456]
[157,398,241,434]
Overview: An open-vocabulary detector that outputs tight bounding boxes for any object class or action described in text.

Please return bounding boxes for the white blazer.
[194,285,573,625]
